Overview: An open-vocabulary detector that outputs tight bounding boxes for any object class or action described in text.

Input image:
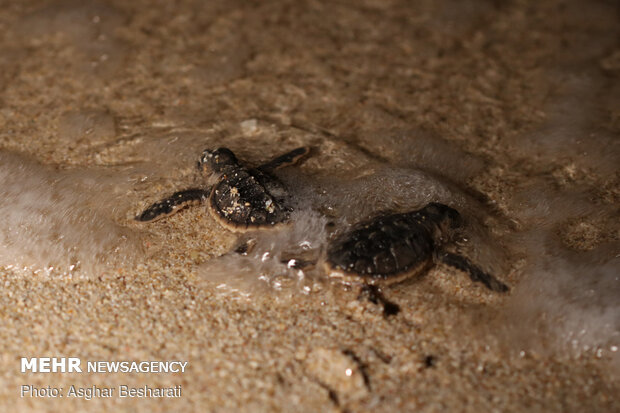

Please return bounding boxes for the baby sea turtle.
[325,203,509,292]
[136,146,310,231]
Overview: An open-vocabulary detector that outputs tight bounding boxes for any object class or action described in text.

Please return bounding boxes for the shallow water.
[3,94,616,370]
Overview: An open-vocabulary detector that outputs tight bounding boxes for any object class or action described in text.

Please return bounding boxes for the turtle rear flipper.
[136,188,210,222]
[257,146,310,173]
[358,285,401,317]
[435,251,509,292]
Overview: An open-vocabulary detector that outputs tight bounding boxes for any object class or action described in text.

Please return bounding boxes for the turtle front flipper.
[136,188,211,222]
[435,251,509,293]
[257,146,311,173]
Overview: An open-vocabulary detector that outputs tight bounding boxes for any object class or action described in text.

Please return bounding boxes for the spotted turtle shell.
[209,166,291,231]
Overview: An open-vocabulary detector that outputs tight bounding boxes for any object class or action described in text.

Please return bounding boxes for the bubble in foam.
[0,151,146,278]
[198,208,328,297]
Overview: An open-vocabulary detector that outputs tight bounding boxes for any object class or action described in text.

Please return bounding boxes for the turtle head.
[199,147,239,173]
[423,203,463,233]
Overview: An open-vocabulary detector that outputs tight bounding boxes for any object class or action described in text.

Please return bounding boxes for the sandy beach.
[0,0,618,411]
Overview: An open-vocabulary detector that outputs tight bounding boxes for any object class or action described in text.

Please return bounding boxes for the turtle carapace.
[136,146,310,231]
[325,203,509,292]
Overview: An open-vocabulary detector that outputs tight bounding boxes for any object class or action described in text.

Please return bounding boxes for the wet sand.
[0,0,618,411]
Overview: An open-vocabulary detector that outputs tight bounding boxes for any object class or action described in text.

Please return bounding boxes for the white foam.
[497,30,619,371]
[0,151,145,279]
[198,208,328,296]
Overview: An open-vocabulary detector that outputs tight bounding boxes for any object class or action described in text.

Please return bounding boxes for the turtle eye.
[198,150,216,172]
[200,150,214,164]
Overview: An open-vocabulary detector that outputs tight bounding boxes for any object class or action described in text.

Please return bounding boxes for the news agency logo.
[19,358,187,400]
[20,358,189,373]
[21,357,82,373]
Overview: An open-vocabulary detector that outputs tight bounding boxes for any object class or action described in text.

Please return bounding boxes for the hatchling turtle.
[136,146,310,230]
[325,203,509,292]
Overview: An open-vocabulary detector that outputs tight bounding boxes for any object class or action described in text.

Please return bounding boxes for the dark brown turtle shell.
[326,209,438,285]
[325,203,509,292]
[208,164,292,231]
